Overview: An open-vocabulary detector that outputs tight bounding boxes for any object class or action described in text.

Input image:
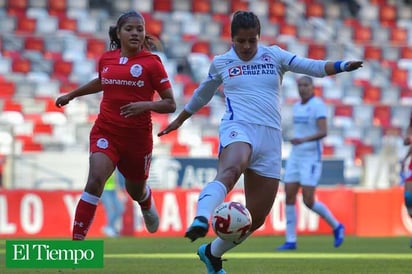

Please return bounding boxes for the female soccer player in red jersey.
[55,11,176,240]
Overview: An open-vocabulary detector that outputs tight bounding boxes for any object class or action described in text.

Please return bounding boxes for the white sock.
[311,201,339,229]
[285,204,297,243]
[210,237,237,257]
[196,181,227,219]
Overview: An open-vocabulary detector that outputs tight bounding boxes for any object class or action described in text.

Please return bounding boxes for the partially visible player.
[400,111,412,248]
[277,76,344,251]
[55,11,176,240]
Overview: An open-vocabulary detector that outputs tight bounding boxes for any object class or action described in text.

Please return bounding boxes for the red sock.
[138,188,152,210]
[72,199,97,240]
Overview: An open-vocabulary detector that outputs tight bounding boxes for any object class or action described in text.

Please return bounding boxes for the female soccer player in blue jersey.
[159,10,362,274]
[55,11,176,240]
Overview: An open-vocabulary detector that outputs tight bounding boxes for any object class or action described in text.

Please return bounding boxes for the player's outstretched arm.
[55,78,102,107]
[158,109,192,137]
[325,61,363,75]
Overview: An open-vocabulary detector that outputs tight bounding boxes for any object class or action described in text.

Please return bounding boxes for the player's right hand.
[55,94,72,108]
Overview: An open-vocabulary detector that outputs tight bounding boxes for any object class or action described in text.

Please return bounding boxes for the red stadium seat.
[279,23,297,37]
[354,143,374,166]
[353,25,372,44]
[11,58,31,74]
[3,100,22,112]
[307,43,327,59]
[33,122,53,135]
[48,0,67,17]
[24,36,45,52]
[153,0,172,12]
[379,4,397,27]
[230,0,249,13]
[363,45,382,61]
[323,144,335,157]
[362,85,381,104]
[191,41,211,55]
[334,104,353,117]
[400,47,412,59]
[268,1,286,23]
[391,67,409,88]
[52,60,73,81]
[183,82,199,98]
[145,18,163,38]
[86,38,107,60]
[306,2,324,18]
[0,81,16,99]
[58,16,77,32]
[192,0,211,13]
[7,0,27,17]
[15,17,36,33]
[389,27,408,45]
[372,105,391,127]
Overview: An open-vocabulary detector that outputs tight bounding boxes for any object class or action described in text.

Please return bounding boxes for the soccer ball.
[212,201,252,242]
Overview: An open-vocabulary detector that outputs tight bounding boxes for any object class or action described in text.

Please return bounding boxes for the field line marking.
[105,253,412,259]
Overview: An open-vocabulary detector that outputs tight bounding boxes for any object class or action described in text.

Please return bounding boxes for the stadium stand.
[0,0,411,184]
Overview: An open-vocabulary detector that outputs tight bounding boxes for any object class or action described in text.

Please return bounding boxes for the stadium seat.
[153,0,172,12]
[305,2,324,18]
[0,81,16,99]
[58,16,77,32]
[2,100,22,112]
[52,59,73,81]
[230,0,249,13]
[307,43,327,60]
[11,58,31,74]
[389,27,408,45]
[354,143,374,166]
[363,45,382,61]
[400,47,412,59]
[268,1,286,23]
[33,121,53,135]
[191,40,211,55]
[86,38,107,60]
[391,67,409,88]
[24,36,45,52]
[333,104,354,128]
[6,0,27,17]
[15,16,37,33]
[145,17,163,38]
[192,0,212,13]
[353,25,372,44]
[362,84,381,104]
[48,0,67,17]
[372,105,392,127]
[278,23,297,37]
[378,4,397,27]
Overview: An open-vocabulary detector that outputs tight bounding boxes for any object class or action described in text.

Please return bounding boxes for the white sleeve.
[184,62,222,114]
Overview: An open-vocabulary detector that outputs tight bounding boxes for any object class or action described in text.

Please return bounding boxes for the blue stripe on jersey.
[226,97,234,120]
[316,140,322,161]
[288,55,297,66]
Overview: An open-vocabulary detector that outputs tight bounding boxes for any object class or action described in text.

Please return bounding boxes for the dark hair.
[231,11,261,38]
[298,76,313,84]
[108,11,163,52]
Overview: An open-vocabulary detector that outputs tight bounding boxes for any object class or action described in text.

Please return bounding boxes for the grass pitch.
[1,235,411,273]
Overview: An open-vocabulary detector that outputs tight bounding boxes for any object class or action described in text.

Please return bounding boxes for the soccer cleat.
[197,244,226,274]
[333,223,345,247]
[141,198,159,233]
[185,216,209,242]
[276,242,297,251]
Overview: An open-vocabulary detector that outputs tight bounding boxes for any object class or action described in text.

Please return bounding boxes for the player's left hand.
[346,61,363,71]
[120,102,148,118]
